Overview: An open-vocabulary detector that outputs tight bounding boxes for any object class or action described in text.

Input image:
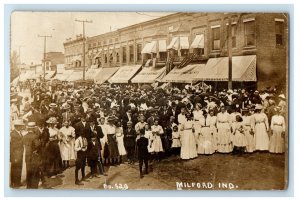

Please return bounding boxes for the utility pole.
[227,17,233,90]
[75,19,93,80]
[38,35,52,81]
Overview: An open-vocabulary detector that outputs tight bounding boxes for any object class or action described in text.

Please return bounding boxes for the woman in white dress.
[151,119,164,161]
[115,121,126,163]
[269,107,285,153]
[197,114,215,155]
[10,99,19,123]
[193,103,205,146]
[242,109,255,153]
[59,120,76,169]
[206,110,218,151]
[180,114,197,160]
[251,105,270,151]
[216,106,233,153]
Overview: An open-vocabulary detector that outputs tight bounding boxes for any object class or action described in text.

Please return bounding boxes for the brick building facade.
[63,12,288,89]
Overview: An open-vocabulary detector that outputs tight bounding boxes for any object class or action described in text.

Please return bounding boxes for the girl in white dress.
[151,119,164,161]
[216,106,233,153]
[116,121,126,163]
[251,105,270,151]
[144,124,154,153]
[269,107,285,153]
[231,115,247,155]
[242,109,255,153]
[180,114,198,160]
[171,125,181,155]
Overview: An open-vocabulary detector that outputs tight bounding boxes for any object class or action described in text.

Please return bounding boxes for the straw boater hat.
[49,103,58,108]
[107,116,115,122]
[46,117,58,124]
[14,119,25,126]
[278,94,286,100]
[27,122,36,128]
[63,104,71,110]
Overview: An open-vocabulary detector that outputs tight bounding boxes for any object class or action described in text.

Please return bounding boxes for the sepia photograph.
[9,11,289,190]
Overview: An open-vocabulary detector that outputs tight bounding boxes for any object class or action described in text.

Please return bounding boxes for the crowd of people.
[10,80,287,188]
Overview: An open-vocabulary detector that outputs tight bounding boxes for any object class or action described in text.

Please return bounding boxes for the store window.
[244,20,256,46]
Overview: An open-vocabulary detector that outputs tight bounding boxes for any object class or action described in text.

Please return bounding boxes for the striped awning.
[191,34,204,49]
[108,65,142,83]
[131,67,165,83]
[141,41,157,54]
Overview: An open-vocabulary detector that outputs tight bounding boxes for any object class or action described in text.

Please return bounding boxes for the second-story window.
[129,45,134,62]
[275,20,284,46]
[244,20,256,47]
[211,26,221,50]
[137,44,142,61]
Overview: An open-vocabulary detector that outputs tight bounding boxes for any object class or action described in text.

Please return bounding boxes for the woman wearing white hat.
[251,104,270,151]
[269,107,286,153]
[45,117,62,178]
[216,106,233,153]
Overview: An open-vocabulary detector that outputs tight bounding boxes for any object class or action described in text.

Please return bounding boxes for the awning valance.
[194,55,257,81]
[158,40,167,52]
[141,41,157,54]
[167,37,178,50]
[54,70,74,81]
[94,67,120,84]
[131,67,165,83]
[180,36,190,49]
[161,64,205,83]
[108,65,142,83]
[191,34,204,49]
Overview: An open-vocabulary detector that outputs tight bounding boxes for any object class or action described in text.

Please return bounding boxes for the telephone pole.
[38,34,52,81]
[75,19,93,80]
[227,17,233,90]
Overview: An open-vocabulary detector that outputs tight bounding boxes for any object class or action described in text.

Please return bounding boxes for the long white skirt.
[198,127,215,154]
[180,130,197,159]
[116,135,127,156]
[269,125,285,153]
[217,123,233,153]
[254,123,269,151]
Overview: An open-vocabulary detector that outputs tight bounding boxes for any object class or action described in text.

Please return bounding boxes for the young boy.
[87,133,101,179]
[136,129,149,178]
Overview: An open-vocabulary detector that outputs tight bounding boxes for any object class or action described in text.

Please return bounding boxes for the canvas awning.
[161,64,205,83]
[93,51,102,60]
[66,71,84,82]
[85,68,101,80]
[167,37,179,50]
[180,36,190,49]
[191,34,204,49]
[158,40,167,52]
[108,65,142,83]
[131,67,165,83]
[19,71,36,81]
[141,41,157,54]
[194,55,257,81]
[54,70,74,81]
[44,71,56,80]
[94,67,120,84]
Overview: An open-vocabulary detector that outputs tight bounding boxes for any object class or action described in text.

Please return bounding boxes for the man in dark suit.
[10,119,25,188]
[136,129,149,178]
[123,121,137,164]
[74,114,90,139]
[62,104,74,122]
[23,122,41,188]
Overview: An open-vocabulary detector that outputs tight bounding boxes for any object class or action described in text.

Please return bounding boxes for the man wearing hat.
[62,104,74,123]
[124,121,137,164]
[23,122,43,189]
[10,119,25,188]
[74,113,90,139]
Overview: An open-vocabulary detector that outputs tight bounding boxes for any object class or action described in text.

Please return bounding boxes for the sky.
[11,12,173,65]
